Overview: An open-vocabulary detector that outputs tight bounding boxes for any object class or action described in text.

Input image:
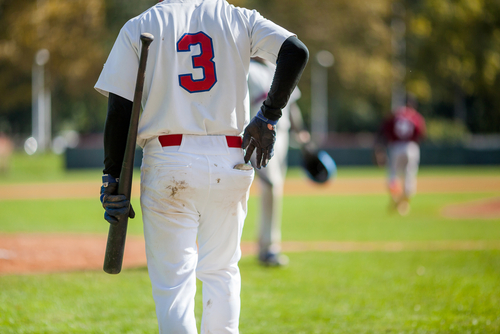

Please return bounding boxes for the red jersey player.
[375,94,426,215]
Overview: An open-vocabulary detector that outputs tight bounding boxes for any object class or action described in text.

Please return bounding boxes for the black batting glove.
[242,108,278,169]
[100,174,135,224]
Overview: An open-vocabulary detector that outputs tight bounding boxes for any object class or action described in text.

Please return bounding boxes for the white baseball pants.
[387,141,420,197]
[252,126,289,257]
[140,135,254,334]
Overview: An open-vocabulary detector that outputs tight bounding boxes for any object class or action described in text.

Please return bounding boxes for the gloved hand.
[100,174,135,224]
[242,108,278,169]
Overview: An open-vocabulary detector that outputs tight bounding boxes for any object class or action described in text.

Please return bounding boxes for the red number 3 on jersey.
[177,32,217,93]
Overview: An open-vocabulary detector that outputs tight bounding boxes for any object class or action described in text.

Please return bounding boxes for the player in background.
[0,133,14,174]
[95,0,308,333]
[247,57,309,266]
[374,93,426,215]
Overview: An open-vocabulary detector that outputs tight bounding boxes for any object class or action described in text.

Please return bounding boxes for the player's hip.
[140,134,254,196]
[388,141,420,155]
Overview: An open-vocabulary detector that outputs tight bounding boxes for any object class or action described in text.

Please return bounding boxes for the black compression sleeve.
[262,36,309,121]
[103,93,133,178]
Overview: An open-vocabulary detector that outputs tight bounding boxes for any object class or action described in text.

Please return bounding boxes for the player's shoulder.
[190,0,257,17]
[405,107,424,120]
[394,107,416,118]
[413,110,426,125]
[122,3,158,29]
[219,0,266,25]
[128,0,204,22]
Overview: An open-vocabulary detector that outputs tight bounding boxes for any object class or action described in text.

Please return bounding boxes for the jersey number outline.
[177,32,217,93]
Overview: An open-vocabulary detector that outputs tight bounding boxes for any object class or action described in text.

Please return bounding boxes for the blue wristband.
[100,174,119,203]
[256,109,278,126]
[102,174,119,187]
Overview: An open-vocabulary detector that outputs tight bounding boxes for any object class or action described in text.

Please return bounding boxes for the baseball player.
[95,0,308,333]
[247,57,305,266]
[374,94,426,215]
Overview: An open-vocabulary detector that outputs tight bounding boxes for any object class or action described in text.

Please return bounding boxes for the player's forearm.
[289,103,304,132]
[103,93,133,178]
[262,36,309,121]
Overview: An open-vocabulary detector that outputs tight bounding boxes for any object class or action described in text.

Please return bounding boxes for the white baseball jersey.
[95,0,294,148]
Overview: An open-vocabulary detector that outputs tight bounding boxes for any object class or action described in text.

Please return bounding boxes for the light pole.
[391,1,406,111]
[311,50,334,146]
[27,0,51,154]
[30,49,51,153]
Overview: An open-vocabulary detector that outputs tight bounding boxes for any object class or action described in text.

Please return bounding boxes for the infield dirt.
[1,175,500,200]
[1,175,499,274]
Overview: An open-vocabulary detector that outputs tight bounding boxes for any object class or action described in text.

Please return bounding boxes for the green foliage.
[407,0,500,132]
[0,0,109,134]
[408,0,500,97]
[243,0,393,131]
[1,0,500,141]
[425,117,471,144]
[104,0,155,36]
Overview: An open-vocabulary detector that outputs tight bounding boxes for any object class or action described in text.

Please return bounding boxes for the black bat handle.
[103,33,154,274]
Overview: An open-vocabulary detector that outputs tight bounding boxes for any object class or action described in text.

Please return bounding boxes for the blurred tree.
[407,0,500,133]
[1,0,498,143]
[238,0,394,132]
[105,0,153,37]
[0,0,107,136]
[425,118,470,144]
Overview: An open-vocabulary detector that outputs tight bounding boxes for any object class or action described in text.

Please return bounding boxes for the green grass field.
[1,152,499,333]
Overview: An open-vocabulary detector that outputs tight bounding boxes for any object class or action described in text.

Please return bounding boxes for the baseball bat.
[103,32,154,274]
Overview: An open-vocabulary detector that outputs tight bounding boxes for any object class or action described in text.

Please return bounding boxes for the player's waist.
[388,139,419,144]
[388,140,420,149]
[158,134,242,148]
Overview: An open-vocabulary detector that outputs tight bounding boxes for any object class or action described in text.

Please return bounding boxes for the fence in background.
[66,144,500,169]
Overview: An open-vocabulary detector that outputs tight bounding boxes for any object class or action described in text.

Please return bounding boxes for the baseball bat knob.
[140,33,154,45]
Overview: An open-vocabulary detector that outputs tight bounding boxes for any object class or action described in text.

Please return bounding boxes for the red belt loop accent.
[158,134,182,147]
[158,135,242,148]
[225,136,242,148]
